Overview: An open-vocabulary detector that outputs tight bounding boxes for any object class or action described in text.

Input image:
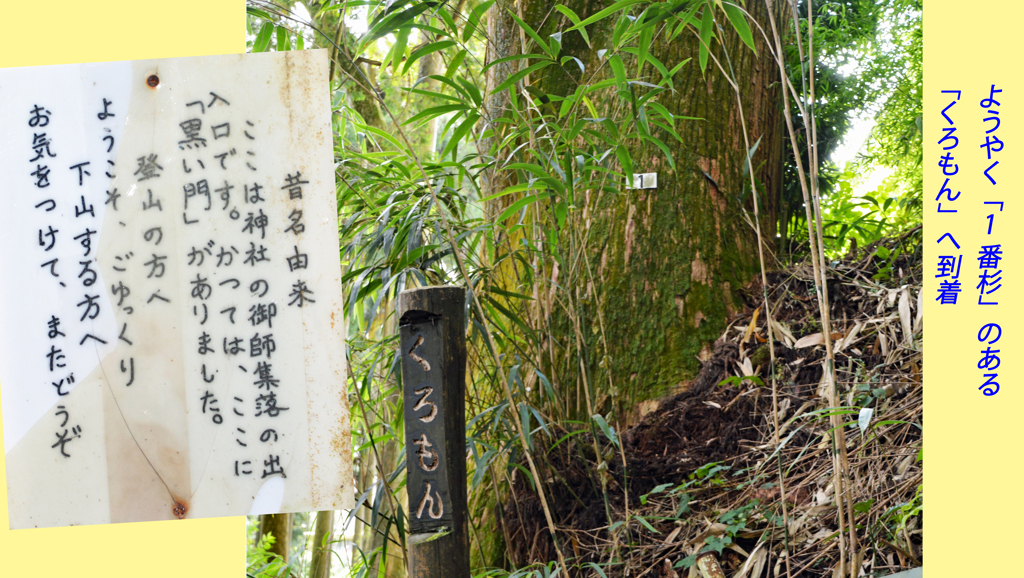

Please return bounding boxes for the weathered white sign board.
[0,50,352,528]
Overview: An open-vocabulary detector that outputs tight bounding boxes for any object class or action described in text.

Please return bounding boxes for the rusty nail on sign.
[146,74,159,87]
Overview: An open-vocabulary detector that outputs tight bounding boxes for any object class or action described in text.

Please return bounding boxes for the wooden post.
[397,286,469,578]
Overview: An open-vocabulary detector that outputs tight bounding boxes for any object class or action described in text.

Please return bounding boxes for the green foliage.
[718,374,765,388]
[247,534,294,578]
[780,0,922,258]
[245,0,728,573]
[876,484,923,553]
[241,0,921,575]
[673,499,759,569]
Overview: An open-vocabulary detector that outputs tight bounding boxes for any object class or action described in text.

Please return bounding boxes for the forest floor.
[504,229,924,578]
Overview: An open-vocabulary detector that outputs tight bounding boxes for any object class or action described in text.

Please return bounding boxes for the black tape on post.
[398,286,468,578]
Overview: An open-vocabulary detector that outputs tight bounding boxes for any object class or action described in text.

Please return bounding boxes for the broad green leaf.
[483,53,551,73]
[647,101,675,127]
[612,10,631,48]
[635,515,660,534]
[629,1,677,35]
[506,162,553,180]
[496,193,551,224]
[554,200,568,229]
[853,499,875,514]
[554,5,591,47]
[592,413,618,447]
[464,0,496,41]
[508,9,555,58]
[567,0,646,31]
[362,124,406,151]
[362,2,433,46]
[699,6,714,73]
[438,7,458,33]
[609,54,627,87]
[387,26,411,76]
[428,74,474,101]
[534,368,555,400]
[246,6,273,20]
[445,49,467,77]
[439,112,479,158]
[479,182,545,203]
[402,40,457,76]
[671,2,703,39]
[520,403,533,450]
[565,118,588,142]
[457,75,483,106]
[253,22,274,53]
[401,104,466,126]
[722,2,756,53]
[637,18,653,74]
[276,25,290,51]
[642,134,676,169]
[615,144,633,181]
[493,60,554,94]
[649,119,682,143]
[668,56,693,78]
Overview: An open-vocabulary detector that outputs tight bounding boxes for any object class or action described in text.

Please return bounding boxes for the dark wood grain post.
[397,286,469,578]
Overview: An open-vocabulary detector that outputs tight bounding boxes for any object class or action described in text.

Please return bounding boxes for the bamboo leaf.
[253,22,274,53]
[508,9,556,58]
[615,144,633,181]
[554,4,591,47]
[642,134,676,169]
[567,0,646,31]
[722,2,756,54]
[493,60,554,94]
[496,193,551,224]
[638,18,653,74]
[403,103,469,126]
[699,6,714,74]
[387,26,410,75]
[483,53,550,72]
[609,54,627,87]
[635,515,661,534]
[592,413,619,447]
[439,112,479,158]
[362,1,434,46]
[464,0,496,41]
[276,25,290,51]
[445,49,467,77]
[402,40,457,76]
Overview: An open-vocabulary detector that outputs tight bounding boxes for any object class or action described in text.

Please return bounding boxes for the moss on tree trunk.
[493,1,786,417]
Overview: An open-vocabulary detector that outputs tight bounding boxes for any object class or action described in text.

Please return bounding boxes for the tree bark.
[488,1,787,416]
[309,511,334,578]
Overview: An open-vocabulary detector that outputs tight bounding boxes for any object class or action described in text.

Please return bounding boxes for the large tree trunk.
[258,513,293,570]
[309,511,335,578]
[488,1,787,418]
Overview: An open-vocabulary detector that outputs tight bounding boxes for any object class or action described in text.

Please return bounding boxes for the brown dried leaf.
[665,525,683,545]
[732,545,767,578]
[794,332,824,348]
[743,307,760,345]
[899,287,913,344]
[835,323,862,353]
[770,318,796,348]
